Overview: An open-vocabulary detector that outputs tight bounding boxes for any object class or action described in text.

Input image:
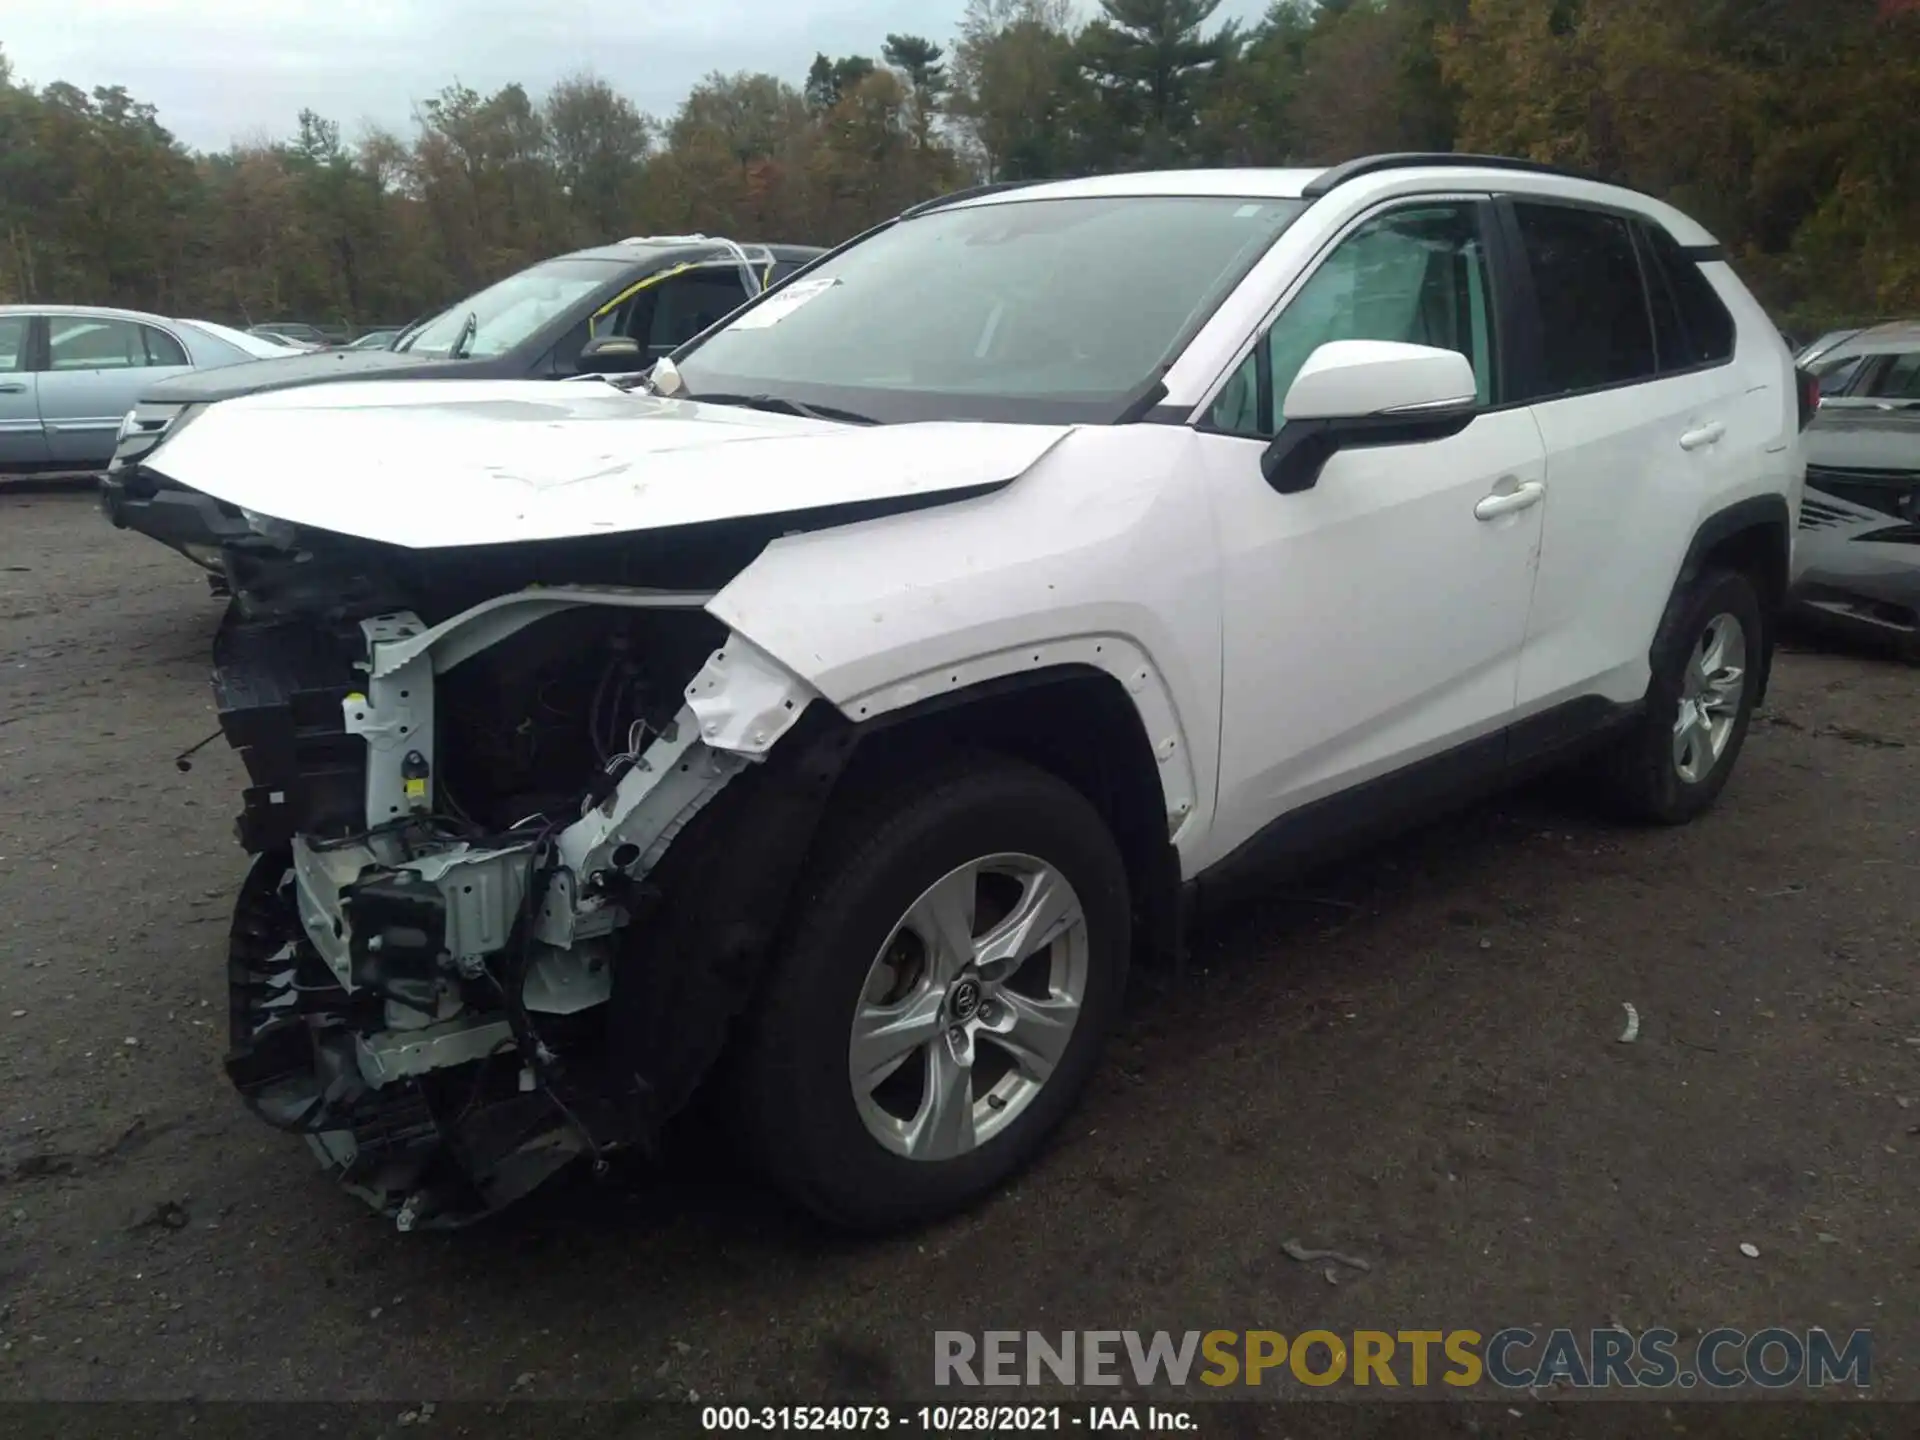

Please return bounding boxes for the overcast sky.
[5,0,1272,153]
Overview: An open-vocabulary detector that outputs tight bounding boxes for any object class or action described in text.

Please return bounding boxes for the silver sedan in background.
[0,305,297,475]
[1790,322,1920,655]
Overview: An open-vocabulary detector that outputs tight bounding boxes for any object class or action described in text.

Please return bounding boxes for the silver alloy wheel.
[848,853,1089,1161]
[1672,612,1747,784]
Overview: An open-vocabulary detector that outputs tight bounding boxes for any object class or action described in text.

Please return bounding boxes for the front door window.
[1210,203,1497,438]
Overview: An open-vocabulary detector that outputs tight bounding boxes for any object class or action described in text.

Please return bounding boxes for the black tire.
[1598,568,1765,824]
[738,754,1130,1231]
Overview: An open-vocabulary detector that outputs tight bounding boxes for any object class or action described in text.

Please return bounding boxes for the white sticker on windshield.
[1234,203,1263,218]
[726,276,841,330]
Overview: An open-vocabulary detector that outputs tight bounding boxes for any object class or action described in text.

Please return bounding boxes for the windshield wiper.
[391,312,429,352]
[450,311,479,360]
[684,391,879,426]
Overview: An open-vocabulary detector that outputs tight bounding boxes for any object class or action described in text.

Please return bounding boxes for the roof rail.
[899,178,1048,219]
[618,233,772,259]
[1301,152,1603,200]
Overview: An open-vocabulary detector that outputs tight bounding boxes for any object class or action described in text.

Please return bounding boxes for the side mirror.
[578,334,647,374]
[1262,340,1480,494]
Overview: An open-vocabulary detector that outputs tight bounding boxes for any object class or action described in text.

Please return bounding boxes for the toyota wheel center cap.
[949,978,982,1022]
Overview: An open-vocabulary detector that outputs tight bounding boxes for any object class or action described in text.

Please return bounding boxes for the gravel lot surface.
[1,492,1915,1416]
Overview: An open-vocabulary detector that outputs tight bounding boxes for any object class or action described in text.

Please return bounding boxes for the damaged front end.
[209,526,829,1228]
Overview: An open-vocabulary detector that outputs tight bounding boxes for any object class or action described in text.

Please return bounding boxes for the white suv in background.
[137,155,1807,1232]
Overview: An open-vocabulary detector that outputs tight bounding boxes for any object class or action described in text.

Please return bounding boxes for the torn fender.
[142,378,1073,549]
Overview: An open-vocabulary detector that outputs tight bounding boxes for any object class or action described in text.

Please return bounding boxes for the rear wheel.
[1598,568,1764,824]
[739,755,1130,1231]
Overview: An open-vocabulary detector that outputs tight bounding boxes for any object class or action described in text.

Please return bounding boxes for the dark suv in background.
[102,235,822,566]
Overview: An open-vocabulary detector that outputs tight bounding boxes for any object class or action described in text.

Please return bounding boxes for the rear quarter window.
[142,325,189,367]
[1638,224,1736,369]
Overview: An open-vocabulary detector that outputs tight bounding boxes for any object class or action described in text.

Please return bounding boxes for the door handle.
[0,382,26,395]
[1474,479,1545,521]
[1679,422,1726,451]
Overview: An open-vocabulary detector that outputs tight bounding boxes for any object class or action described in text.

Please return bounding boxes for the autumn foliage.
[1,0,1915,333]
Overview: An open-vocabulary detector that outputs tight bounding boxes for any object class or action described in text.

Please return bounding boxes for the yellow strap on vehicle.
[587,259,775,337]
[588,263,695,337]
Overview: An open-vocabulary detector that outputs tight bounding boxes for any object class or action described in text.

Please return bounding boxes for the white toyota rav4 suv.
[137,155,1808,1231]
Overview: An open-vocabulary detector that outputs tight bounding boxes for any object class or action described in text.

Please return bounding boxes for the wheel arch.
[1667,494,1791,703]
[601,664,1187,1144]
[726,619,1202,969]
[838,663,1186,971]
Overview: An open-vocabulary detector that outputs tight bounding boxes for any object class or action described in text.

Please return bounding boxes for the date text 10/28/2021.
[701,1406,1191,1431]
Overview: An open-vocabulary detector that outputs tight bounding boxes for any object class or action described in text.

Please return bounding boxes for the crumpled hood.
[145,379,1072,549]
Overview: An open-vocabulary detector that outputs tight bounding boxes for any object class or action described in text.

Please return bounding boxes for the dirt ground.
[0,489,1915,1408]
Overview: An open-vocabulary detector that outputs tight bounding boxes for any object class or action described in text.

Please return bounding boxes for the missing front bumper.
[211,588,825,1225]
[225,851,610,1228]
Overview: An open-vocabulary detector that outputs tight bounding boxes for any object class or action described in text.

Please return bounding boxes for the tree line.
[1,0,1916,335]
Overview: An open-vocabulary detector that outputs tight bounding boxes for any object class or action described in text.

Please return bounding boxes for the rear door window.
[1642,241,1691,374]
[47,316,191,370]
[0,315,28,372]
[1512,203,1657,398]
[49,317,151,370]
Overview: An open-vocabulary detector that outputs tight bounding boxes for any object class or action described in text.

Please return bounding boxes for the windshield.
[398,257,627,359]
[673,195,1306,424]
[1861,350,1920,401]
[1811,351,1866,396]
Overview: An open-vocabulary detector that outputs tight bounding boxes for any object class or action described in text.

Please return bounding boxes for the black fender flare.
[600,702,858,1144]
[1674,494,1792,592]
[1659,493,1791,703]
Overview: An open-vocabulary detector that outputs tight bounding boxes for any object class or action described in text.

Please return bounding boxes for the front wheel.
[1599,568,1765,824]
[739,755,1131,1231]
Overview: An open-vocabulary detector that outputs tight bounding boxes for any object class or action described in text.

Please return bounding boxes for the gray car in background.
[1791,323,1920,654]
[1803,320,1920,399]
[0,305,297,475]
